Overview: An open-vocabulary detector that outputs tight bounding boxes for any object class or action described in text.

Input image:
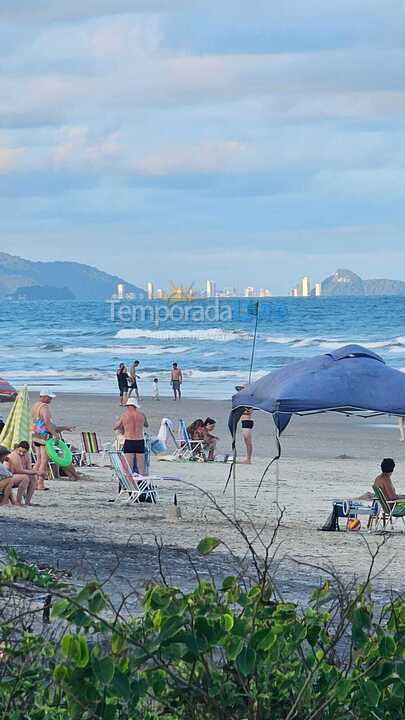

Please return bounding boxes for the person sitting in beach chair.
[373,458,405,529]
[194,417,219,461]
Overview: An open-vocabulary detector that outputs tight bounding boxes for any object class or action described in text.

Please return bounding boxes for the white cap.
[39,388,56,399]
[126,398,140,408]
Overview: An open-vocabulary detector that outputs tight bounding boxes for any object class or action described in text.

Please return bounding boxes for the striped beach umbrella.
[0,385,31,449]
[0,377,17,403]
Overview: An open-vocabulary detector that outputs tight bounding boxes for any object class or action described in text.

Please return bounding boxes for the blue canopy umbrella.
[228,345,405,502]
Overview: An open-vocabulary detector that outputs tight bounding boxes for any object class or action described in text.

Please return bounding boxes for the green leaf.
[93,656,115,684]
[237,647,256,677]
[379,636,396,658]
[88,590,106,614]
[51,599,70,618]
[197,536,222,555]
[364,680,381,707]
[225,636,244,661]
[222,576,236,591]
[75,635,89,668]
[111,669,130,700]
[61,634,76,659]
[223,614,234,631]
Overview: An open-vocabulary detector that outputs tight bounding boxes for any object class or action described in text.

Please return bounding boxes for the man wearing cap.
[31,389,80,489]
[113,398,148,475]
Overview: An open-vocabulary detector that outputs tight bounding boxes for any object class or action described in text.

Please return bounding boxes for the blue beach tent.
[231,345,405,433]
[228,345,405,499]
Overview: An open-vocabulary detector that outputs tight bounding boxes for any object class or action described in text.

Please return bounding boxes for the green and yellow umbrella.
[0,385,31,450]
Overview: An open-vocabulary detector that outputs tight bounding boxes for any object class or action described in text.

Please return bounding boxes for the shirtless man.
[5,441,41,506]
[113,398,147,474]
[373,458,405,502]
[0,446,15,506]
[171,362,183,401]
[31,389,80,488]
[128,360,141,402]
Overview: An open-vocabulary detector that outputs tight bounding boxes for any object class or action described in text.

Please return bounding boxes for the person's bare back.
[117,408,145,440]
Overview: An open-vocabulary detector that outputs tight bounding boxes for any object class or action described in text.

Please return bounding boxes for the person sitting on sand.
[31,389,81,488]
[0,446,15,506]
[5,441,41,506]
[194,418,218,461]
[373,458,405,502]
[113,398,148,475]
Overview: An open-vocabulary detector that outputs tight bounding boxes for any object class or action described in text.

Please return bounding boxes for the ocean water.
[2,296,405,399]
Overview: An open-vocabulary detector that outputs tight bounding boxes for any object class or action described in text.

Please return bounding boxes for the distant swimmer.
[171,362,183,401]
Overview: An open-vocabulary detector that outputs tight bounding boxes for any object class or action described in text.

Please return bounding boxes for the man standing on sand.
[113,398,147,475]
[31,389,81,489]
[171,362,183,401]
[5,441,41,505]
[128,360,141,402]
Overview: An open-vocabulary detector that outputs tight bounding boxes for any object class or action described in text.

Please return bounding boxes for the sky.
[0,0,404,295]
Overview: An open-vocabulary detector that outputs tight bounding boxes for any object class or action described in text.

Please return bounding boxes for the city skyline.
[1,3,404,295]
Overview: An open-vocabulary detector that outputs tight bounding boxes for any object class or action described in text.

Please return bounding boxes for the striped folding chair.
[373,485,405,531]
[178,419,206,461]
[81,431,111,466]
[108,451,159,504]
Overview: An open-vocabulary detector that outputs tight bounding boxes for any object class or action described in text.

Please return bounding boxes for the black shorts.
[242,420,254,429]
[118,384,128,396]
[123,439,145,454]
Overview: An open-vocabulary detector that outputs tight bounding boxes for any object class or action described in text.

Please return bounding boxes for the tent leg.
[275,458,280,506]
[232,459,237,519]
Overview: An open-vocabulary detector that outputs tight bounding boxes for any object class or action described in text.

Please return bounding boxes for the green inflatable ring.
[45,438,73,468]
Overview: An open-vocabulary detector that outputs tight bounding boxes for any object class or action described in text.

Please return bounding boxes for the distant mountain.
[321,269,365,296]
[320,269,405,297]
[0,252,145,301]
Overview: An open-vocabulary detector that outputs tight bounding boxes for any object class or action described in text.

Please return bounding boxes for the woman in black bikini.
[117,363,129,406]
[241,408,254,464]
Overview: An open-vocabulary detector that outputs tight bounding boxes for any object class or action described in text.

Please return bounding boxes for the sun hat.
[126,398,140,408]
[39,388,56,398]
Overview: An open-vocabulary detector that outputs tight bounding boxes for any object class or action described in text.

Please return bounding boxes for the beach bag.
[319,503,340,531]
[138,483,157,504]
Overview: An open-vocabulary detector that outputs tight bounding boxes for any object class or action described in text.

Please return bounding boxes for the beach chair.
[109,451,159,504]
[177,418,206,462]
[80,431,111,466]
[373,485,405,531]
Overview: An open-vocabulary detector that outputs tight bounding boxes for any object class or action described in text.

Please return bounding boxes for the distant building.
[292,288,298,297]
[302,276,310,297]
[259,288,272,297]
[315,282,322,297]
[116,283,125,300]
[147,281,154,300]
[206,280,216,298]
[244,286,255,297]
[155,288,165,299]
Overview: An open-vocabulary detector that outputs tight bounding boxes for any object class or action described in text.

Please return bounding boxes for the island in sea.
[0,251,145,301]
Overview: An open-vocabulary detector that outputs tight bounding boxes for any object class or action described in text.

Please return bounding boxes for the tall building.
[244,286,255,297]
[147,281,154,300]
[315,282,322,297]
[155,288,164,299]
[302,276,310,297]
[116,283,125,300]
[206,280,216,298]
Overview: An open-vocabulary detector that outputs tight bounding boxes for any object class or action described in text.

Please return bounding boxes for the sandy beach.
[1,391,405,608]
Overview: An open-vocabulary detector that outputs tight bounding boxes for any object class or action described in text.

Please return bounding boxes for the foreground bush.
[0,542,404,719]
